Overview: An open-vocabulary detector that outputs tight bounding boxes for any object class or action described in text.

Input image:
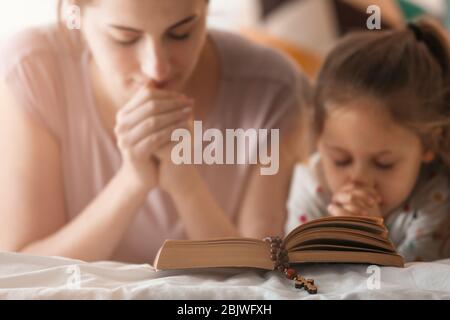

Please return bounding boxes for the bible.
[153,216,404,294]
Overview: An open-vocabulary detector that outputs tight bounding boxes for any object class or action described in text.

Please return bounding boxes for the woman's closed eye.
[111,31,191,46]
[108,29,142,46]
[167,31,191,41]
[113,36,141,46]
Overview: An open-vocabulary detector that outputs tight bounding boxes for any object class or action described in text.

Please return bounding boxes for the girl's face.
[81,0,208,105]
[317,97,435,217]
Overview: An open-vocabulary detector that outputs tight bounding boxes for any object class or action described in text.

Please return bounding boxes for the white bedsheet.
[1,251,450,299]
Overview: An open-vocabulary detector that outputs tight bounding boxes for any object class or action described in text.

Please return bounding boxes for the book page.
[286,228,395,251]
[154,239,274,271]
[284,216,386,244]
[289,250,404,267]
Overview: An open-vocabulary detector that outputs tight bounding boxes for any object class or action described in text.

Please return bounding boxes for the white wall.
[208,0,261,31]
[0,0,57,41]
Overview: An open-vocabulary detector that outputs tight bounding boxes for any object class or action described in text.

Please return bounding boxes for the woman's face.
[81,0,208,105]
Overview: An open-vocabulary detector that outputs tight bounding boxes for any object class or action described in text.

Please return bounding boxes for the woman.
[0,0,310,263]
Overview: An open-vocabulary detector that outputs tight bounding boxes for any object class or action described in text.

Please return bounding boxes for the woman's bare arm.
[156,134,298,240]
[0,82,149,261]
[237,146,297,239]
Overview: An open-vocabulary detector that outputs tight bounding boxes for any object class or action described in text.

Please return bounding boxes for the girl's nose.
[349,164,375,188]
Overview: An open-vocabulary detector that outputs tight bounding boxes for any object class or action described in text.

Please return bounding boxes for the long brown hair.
[313,17,450,167]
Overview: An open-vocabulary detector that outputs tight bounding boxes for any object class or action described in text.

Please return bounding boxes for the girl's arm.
[0,83,150,261]
[285,156,330,234]
[392,196,450,262]
[387,169,450,262]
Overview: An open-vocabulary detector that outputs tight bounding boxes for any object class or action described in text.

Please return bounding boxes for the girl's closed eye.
[373,160,396,170]
[334,157,352,167]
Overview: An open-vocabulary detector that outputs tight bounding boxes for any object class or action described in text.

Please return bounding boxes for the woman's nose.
[140,40,171,82]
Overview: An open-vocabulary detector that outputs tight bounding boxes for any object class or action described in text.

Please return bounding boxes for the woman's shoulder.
[0,25,51,53]
[0,25,54,64]
[0,24,80,75]
[0,25,74,140]
[209,29,305,89]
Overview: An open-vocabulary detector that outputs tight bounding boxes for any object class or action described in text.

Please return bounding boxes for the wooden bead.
[295,280,305,289]
[307,287,318,294]
[285,268,297,280]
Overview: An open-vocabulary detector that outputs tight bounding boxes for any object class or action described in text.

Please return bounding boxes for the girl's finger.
[328,203,353,217]
[333,190,375,209]
[341,203,368,216]
[340,183,381,203]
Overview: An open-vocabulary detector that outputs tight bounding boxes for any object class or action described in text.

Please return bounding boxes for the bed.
[0,251,449,299]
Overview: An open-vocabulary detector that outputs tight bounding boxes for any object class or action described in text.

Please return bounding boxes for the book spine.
[263,236,317,294]
[264,236,288,271]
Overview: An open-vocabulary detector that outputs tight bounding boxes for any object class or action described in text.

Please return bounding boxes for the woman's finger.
[132,119,189,158]
[122,86,183,114]
[117,98,193,135]
[125,107,192,145]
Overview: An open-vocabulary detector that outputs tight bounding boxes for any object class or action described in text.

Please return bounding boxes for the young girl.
[286,18,450,262]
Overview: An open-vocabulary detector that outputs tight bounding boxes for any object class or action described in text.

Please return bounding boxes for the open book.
[154,216,404,271]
